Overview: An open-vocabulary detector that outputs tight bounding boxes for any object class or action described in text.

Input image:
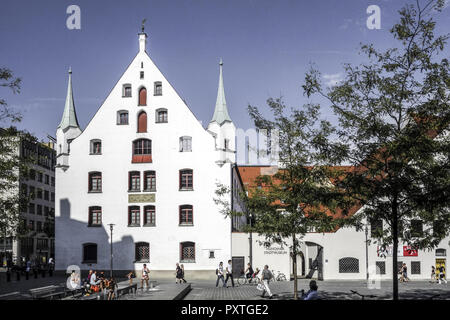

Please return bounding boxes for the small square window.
[123,84,132,97]
[140,71,144,79]
[209,251,215,259]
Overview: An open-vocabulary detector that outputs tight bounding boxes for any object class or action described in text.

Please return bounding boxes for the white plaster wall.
[56,43,233,272]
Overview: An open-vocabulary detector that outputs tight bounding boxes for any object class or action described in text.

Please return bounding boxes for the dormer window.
[123,84,132,97]
[154,82,162,96]
[155,108,168,123]
[90,139,102,155]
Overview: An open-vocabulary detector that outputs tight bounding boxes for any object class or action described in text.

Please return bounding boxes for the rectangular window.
[29,169,36,181]
[37,221,42,232]
[123,85,132,97]
[128,206,140,226]
[29,203,35,214]
[83,243,97,263]
[89,172,102,192]
[140,71,144,79]
[411,220,423,237]
[44,190,49,201]
[44,206,49,217]
[37,205,42,215]
[179,205,193,225]
[180,242,195,263]
[375,261,386,275]
[37,189,43,199]
[156,110,168,123]
[144,206,155,226]
[51,177,55,186]
[209,250,215,259]
[411,261,421,275]
[154,81,162,96]
[180,137,192,152]
[28,220,35,231]
[45,175,50,185]
[51,192,55,202]
[118,111,129,125]
[29,186,35,199]
[129,172,140,191]
[135,242,149,262]
[89,207,102,226]
[91,141,102,154]
[180,170,193,190]
[143,171,156,191]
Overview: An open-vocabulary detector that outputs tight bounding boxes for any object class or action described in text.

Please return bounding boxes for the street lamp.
[108,223,115,278]
[365,223,369,280]
[248,213,253,267]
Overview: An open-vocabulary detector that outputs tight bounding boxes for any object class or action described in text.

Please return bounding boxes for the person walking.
[225,260,234,287]
[245,263,254,283]
[260,265,273,299]
[107,277,118,300]
[216,262,225,287]
[402,263,410,282]
[175,263,183,284]
[438,265,447,284]
[180,264,187,283]
[141,264,150,289]
[431,266,436,283]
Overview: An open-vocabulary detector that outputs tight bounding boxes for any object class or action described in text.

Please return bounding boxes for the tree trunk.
[392,195,399,300]
[292,233,298,300]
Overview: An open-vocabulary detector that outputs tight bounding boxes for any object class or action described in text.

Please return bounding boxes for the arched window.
[88,172,102,192]
[144,205,155,226]
[82,243,97,263]
[128,206,140,226]
[180,241,195,263]
[179,169,193,190]
[339,257,359,273]
[135,242,149,262]
[117,110,129,125]
[155,108,168,123]
[179,136,192,152]
[90,139,102,155]
[137,111,147,133]
[138,87,147,106]
[132,139,152,163]
[179,205,193,225]
[88,206,102,227]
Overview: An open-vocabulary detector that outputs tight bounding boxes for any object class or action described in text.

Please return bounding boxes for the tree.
[0,67,26,265]
[303,0,450,300]
[216,98,345,300]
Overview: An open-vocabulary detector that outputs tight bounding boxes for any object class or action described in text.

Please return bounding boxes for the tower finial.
[210,58,232,125]
[141,19,147,33]
[58,68,80,130]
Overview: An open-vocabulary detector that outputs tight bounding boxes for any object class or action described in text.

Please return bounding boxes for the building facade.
[1,133,56,267]
[55,30,236,278]
[232,165,449,281]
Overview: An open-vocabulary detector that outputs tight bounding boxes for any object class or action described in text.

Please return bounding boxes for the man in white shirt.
[225,260,234,287]
[90,270,100,286]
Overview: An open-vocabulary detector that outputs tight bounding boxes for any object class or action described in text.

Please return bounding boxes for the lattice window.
[376,261,386,275]
[135,242,149,262]
[180,242,195,263]
[411,261,421,274]
[339,257,359,273]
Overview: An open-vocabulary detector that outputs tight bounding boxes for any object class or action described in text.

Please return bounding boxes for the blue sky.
[0,0,449,141]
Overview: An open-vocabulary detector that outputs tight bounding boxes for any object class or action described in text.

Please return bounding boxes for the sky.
[0,0,449,141]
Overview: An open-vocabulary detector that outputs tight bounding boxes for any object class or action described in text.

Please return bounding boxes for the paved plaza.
[1,270,449,300]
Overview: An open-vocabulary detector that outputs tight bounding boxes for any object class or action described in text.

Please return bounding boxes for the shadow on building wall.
[56,199,135,277]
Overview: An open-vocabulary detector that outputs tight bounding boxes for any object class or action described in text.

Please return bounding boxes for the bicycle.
[349,290,377,300]
[271,270,287,282]
[237,273,261,286]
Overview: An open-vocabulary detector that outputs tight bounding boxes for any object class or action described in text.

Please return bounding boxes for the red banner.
[403,246,418,256]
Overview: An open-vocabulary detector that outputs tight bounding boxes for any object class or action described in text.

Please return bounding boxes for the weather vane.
[141,19,147,33]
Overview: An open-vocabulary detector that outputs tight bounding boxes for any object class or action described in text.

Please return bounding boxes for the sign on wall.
[128,194,155,203]
[377,245,403,258]
[403,246,418,257]
[263,245,288,255]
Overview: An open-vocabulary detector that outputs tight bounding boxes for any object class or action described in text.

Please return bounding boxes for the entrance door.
[232,256,245,278]
[436,259,446,280]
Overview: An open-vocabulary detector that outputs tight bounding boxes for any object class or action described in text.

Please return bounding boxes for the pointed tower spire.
[58,67,80,130]
[210,58,232,125]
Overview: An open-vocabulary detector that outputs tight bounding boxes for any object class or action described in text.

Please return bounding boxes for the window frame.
[122,84,132,97]
[143,205,156,226]
[179,169,193,190]
[88,206,102,227]
[143,170,156,192]
[128,206,140,227]
[180,241,195,263]
[82,243,98,264]
[179,205,193,226]
[135,242,150,263]
[88,172,102,193]
[155,108,168,123]
[117,110,129,125]
[179,136,192,152]
[128,171,141,192]
[138,87,147,106]
[154,81,162,96]
[338,257,360,273]
[132,139,152,163]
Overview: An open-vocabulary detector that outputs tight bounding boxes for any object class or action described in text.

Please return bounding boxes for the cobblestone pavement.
[184,279,450,300]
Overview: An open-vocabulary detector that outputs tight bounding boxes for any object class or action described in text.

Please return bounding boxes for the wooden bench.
[0,291,22,300]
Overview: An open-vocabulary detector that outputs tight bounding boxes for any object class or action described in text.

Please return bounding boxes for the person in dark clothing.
[176,263,183,284]
[245,263,254,283]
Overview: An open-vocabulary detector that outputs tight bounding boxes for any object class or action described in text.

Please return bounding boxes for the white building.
[55,29,237,278]
[232,165,449,281]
